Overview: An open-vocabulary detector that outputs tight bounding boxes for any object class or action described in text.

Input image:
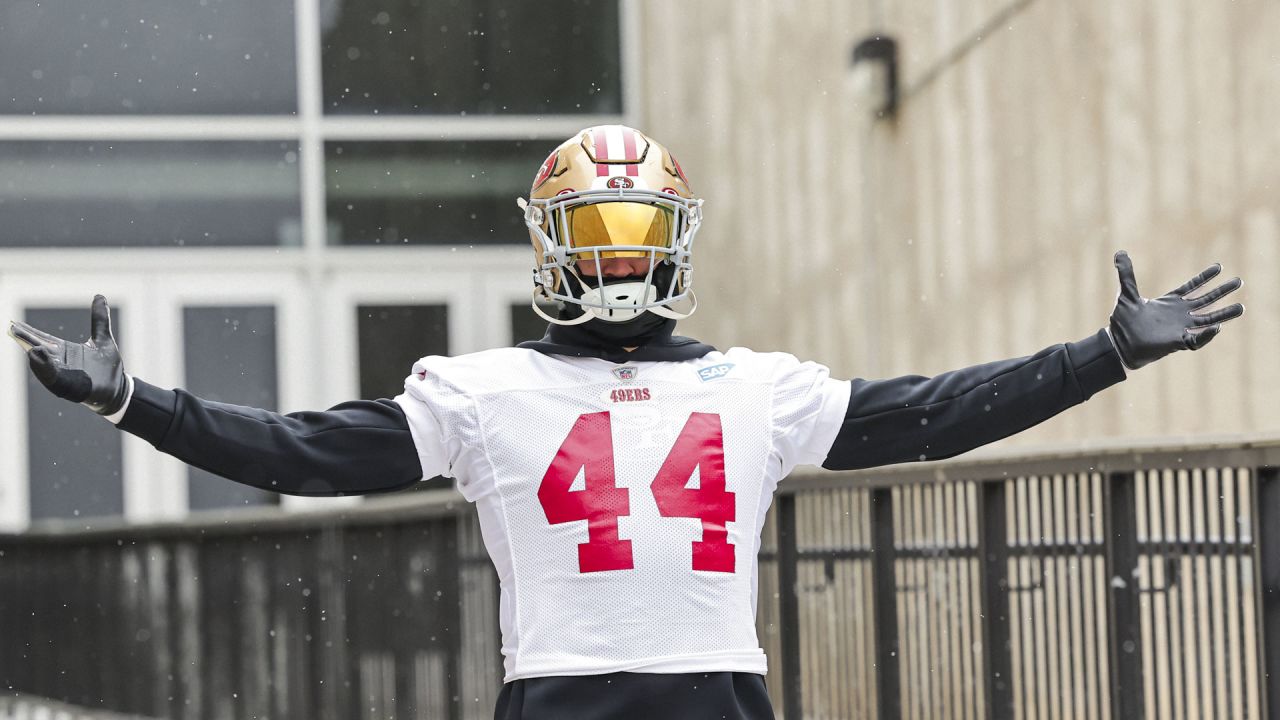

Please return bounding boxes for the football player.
[9,125,1244,720]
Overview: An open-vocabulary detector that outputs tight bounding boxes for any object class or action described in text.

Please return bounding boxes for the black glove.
[1108,250,1244,370]
[7,295,129,415]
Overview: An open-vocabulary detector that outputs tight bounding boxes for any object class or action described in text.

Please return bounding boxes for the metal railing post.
[978,480,1014,720]
[1256,466,1280,719]
[316,525,350,720]
[870,487,901,720]
[776,493,803,720]
[1104,471,1144,719]
[444,515,463,720]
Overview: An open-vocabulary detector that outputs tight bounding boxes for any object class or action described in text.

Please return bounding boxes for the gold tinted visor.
[566,202,674,258]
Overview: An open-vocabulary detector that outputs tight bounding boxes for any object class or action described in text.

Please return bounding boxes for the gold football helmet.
[518,125,704,325]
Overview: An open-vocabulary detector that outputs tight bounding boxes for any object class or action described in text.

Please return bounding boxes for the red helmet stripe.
[622,129,640,177]
[592,128,610,177]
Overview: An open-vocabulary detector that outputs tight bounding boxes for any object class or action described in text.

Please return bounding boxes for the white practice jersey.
[394,347,850,681]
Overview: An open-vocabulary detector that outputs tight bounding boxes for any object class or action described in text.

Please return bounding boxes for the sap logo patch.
[613,366,638,382]
[698,363,735,382]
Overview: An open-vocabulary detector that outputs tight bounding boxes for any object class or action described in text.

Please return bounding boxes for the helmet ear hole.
[550,266,569,294]
[540,268,559,292]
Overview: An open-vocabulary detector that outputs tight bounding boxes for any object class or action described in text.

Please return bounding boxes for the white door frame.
[0,249,533,530]
[0,269,309,530]
[0,274,154,531]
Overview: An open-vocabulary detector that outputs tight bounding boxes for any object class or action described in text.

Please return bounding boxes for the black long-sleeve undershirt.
[821,329,1126,470]
[118,380,422,496]
[114,330,1125,494]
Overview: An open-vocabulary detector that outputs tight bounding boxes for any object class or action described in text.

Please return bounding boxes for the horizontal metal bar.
[0,489,470,544]
[0,115,301,140]
[794,548,874,561]
[322,114,623,140]
[0,245,528,273]
[768,540,1252,565]
[779,435,1280,494]
[18,518,1250,554]
[0,114,620,142]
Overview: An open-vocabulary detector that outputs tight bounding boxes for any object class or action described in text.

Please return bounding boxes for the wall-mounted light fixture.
[850,35,899,119]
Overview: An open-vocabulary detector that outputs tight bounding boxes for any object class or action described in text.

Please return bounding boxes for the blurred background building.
[661,0,1278,456]
[1,2,1278,718]
[2,0,1276,532]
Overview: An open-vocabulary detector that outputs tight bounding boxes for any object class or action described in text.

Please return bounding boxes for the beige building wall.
[636,0,1280,449]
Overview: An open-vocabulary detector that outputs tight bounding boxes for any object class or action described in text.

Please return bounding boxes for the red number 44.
[537,411,736,574]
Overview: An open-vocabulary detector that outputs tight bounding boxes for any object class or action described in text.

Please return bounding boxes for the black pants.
[494,672,775,720]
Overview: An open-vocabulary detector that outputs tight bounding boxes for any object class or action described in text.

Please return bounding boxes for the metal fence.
[2,440,1279,720]
[763,440,1280,720]
[0,500,501,720]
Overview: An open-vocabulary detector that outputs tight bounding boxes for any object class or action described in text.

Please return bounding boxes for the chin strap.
[531,286,697,326]
[648,289,697,320]
[531,290,594,325]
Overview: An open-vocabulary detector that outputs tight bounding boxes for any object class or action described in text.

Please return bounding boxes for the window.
[321,0,622,115]
[183,306,281,511]
[0,0,628,527]
[0,0,624,252]
[510,302,548,345]
[356,304,450,490]
[25,308,125,522]
[326,140,548,246]
[0,141,301,247]
[356,304,449,399]
[0,0,297,115]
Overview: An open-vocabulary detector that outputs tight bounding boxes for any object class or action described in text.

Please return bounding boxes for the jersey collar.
[517,319,716,363]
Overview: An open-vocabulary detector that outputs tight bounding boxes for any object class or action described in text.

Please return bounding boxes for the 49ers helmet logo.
[532,150,558,190]
[670,154,689,185]
[606,176,634,189]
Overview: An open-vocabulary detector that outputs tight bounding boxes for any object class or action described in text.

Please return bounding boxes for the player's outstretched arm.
[9,297,423,496]
[821,251,1243,471]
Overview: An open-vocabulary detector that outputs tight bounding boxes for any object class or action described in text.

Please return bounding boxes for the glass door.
[0,253,531,531]
[0,268,308,530]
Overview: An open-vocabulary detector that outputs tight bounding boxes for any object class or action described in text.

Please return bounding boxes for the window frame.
[0,269,318,529]
[0,275,149,531]
[0,0,638,530]
[0,0,639,255]
[323,254,528,397]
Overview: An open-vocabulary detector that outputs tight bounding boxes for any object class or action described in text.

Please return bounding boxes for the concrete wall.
[636,0,1280,448]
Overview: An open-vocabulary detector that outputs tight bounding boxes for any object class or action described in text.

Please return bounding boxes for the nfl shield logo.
[612,366,638,381]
